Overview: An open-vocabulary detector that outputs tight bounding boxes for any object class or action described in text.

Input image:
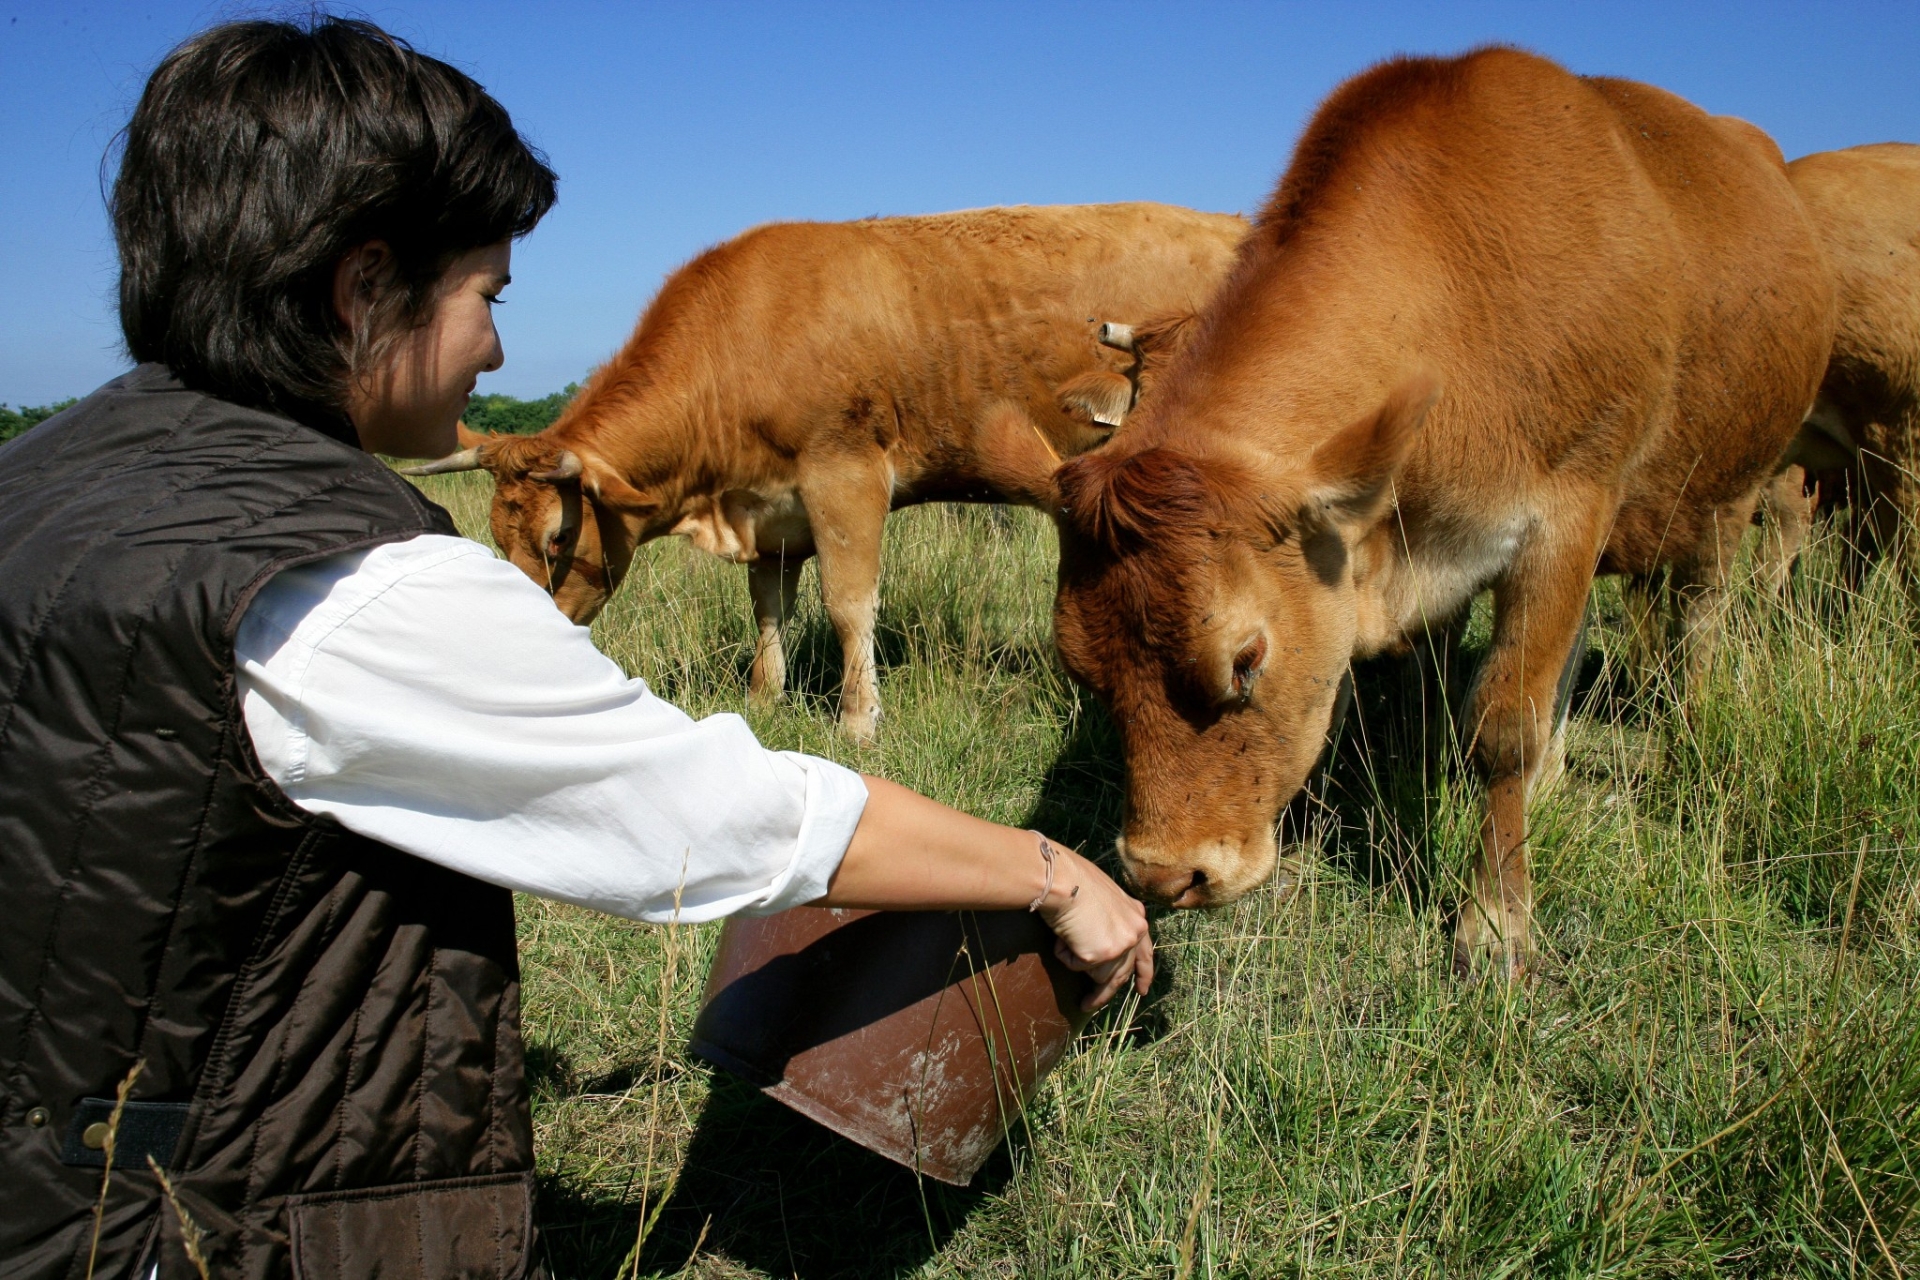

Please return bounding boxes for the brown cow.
[1047,49,1835,976]
[1755,143,1920,588]
[412,203,1246,740]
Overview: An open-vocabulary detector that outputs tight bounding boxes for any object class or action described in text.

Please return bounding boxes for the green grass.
[412,470,1920,1278]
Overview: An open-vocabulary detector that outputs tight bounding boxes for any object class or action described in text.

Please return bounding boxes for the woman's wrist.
[1030,833,1085,920]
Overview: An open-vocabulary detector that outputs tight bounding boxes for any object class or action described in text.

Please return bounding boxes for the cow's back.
[726,203,1247,495]
[863,203,1247,319]
[1790,143,1920,414]
[1580,78,1835,571]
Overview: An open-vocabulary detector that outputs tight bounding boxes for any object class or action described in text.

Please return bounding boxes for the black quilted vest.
[0,367,534,1279]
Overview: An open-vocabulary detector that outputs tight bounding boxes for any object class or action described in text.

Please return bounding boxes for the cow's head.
[405,427,676,624]
[1049,374,1436,907]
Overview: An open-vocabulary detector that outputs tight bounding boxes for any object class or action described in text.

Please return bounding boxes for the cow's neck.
[1344,504,1530,657]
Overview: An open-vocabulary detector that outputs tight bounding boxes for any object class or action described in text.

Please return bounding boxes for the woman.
[0,18,1151,1279]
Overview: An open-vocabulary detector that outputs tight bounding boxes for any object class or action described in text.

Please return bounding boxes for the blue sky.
[3,1,1916,405]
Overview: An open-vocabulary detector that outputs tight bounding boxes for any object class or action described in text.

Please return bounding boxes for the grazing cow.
[1755,143,1920,588]
[1046,49,1835,976]
[412,203,1246,740]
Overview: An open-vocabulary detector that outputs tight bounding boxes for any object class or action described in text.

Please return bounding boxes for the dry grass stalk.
[622,849,689,1279]
[145,1155,212,1280]
[84,1058,144,1280]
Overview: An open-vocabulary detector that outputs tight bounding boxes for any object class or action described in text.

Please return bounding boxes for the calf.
[413,203,1245,740]
[1047,49,1834,975]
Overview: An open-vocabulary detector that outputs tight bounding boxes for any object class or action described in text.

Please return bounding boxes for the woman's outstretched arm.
[822,775,1154,1011]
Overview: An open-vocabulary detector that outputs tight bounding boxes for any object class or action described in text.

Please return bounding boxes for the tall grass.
[412,471,1919,1277]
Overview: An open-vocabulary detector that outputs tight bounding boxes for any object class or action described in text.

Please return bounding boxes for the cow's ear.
[1304,371,1438,527]
[1129,310,1200,366]
[578,460,658,515]
[455,420,491,450]
[1055,370,1135,429]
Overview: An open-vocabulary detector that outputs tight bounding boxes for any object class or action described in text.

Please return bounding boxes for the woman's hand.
[1034,843,1155,1011]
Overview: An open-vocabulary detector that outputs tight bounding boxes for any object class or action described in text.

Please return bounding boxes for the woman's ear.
[331,240,398,328]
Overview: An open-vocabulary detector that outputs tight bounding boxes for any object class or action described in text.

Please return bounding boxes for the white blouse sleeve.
[234,533,868,924]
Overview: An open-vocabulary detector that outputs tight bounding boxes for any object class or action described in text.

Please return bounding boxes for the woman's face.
[337,240,511,458]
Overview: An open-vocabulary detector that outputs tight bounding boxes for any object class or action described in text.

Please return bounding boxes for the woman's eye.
[484,293,505,307]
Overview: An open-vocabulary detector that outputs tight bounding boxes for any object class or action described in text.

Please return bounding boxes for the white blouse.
[234,533,868,924]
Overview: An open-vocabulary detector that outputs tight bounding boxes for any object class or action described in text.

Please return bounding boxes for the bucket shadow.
[631,1073,1007,1278]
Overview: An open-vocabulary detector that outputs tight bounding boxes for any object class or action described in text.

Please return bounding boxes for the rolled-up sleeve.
[235,534,867,923]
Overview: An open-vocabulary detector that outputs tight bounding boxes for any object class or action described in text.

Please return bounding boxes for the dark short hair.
[113,17,557,431]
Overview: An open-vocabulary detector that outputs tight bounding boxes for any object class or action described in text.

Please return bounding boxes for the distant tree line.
[1,399,78,445]
[462,383,580,435]
[1,384,581,448]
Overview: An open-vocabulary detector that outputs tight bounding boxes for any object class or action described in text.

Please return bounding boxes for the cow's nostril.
[1168,868,1210,908]
[1134,863,1207,906]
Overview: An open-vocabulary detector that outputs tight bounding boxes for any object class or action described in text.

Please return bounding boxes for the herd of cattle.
[409,48,1919,976]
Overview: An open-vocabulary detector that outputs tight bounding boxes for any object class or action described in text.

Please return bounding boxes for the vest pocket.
[286,1170,533,1279]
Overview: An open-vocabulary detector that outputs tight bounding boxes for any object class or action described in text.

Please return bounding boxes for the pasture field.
[414,470,1919,1278]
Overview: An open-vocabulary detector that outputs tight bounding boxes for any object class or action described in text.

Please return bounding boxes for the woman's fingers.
[1081,935,1156,1010]
[1048,903,1154,1011]
[1130,932,1155,995]
[1058,938,1130,1010]
[1032,840,1155,1010]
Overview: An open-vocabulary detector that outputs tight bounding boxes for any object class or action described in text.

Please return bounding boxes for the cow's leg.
[803,460,891,743]
[1531,596,1592,799]
[1671,499,1754,698]
[1456,508,1607,979]
[1620,568,1669,695]
[1859,410,1918,589]
[747,553,805,707]
[1753,465,1813,599]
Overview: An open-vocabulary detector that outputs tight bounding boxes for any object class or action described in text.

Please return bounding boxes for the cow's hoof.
[837,708,881,745]
[746,684,788,710]
[1451,937,1534,983]
[1451,910,1533,982]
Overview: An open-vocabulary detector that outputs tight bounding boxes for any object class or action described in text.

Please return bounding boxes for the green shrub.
[463,383,580,435]
[0,399,78,445]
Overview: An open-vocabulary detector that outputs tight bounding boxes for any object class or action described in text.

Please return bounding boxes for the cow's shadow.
[1303,639,1480,907]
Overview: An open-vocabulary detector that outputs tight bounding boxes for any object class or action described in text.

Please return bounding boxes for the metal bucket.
[688,906,1091,1185]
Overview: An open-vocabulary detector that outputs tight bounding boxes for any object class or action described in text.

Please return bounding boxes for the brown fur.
[472,203,1246,739]
[1048,49,1835,975]
[1757,143,1920,586]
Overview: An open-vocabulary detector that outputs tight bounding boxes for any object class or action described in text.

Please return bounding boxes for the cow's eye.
[1231,634,1268,704]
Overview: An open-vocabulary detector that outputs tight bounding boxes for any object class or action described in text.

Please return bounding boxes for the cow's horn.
[1097,321,1136,353]
[400,447,485,475]
[532,450,584,483]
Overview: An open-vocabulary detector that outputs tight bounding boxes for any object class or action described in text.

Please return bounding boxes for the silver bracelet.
[1028,831,1057,912]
